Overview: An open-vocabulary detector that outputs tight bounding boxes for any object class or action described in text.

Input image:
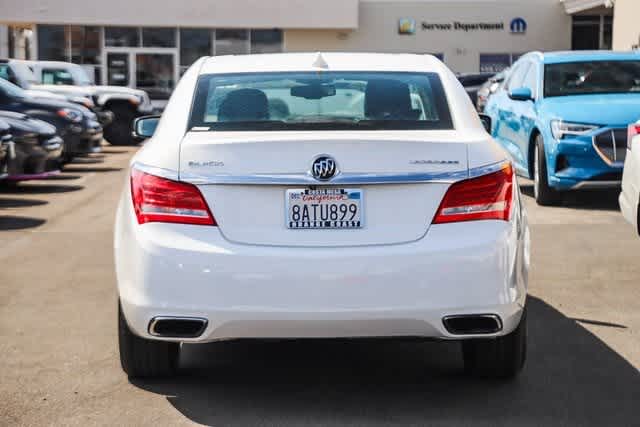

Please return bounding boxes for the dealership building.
[0,0,638,98]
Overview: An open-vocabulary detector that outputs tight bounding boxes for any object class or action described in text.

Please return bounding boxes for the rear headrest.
[218,89,269,122]
[364,79,416,120]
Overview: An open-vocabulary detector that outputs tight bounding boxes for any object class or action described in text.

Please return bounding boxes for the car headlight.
[550,120,599,140]
[57,108,83,123]
[70,96,95,109]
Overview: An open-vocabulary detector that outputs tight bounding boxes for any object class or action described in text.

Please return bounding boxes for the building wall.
[0,0,358,29]
[285,0,572,72]
[612,0,640,50]
[0,26,7,58]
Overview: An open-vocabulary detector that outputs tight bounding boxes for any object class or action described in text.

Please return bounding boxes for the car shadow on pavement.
[0,216,46,230]
[100,148,133,155]
[131,297,639,426]
[61,166,124,173]
[71,156,105,164]
[44,174,83,181]
[0,184,84,194]
[0,197,48,208]
[520,183,621,211]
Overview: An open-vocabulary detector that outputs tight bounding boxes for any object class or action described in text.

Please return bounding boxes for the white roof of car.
[199,53,448,75]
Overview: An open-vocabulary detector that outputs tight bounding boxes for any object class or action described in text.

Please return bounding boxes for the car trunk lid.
[179,131,469,247]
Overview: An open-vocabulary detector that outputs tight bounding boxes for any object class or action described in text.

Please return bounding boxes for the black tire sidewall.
[534,135,559,206]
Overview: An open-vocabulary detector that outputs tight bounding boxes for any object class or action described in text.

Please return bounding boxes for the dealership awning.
[561,0,614,14]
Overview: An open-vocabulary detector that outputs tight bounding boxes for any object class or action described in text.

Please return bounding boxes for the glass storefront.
[571,15,613,50]
[36,25,283,96]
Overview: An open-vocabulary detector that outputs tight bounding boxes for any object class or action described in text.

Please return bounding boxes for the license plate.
[286,188,363,229]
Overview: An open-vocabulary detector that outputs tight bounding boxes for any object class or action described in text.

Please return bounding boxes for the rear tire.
[118,302,179,378]
[533,135,560,206]
[104,105,136,146]
[462,307,527,379]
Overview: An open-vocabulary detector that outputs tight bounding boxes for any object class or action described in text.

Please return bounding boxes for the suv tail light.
[433,163,513,224]
[627,124,640,151]
[130,168,216,225]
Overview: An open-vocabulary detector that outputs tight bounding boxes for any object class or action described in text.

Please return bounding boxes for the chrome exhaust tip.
[442,314,502,335]
[148,316,208,338]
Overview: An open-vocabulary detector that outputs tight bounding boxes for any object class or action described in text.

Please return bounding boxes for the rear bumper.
[115,192,529,343]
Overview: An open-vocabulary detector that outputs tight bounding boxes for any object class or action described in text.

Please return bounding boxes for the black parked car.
[457,72,495,106]
[0,110,63,181]
[0,118,11,178]
[0,78,102,163]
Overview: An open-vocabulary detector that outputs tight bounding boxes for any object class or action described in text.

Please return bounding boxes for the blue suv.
[485,51,640,205]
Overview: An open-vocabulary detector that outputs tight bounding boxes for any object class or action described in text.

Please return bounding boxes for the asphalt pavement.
[1,146,639,426]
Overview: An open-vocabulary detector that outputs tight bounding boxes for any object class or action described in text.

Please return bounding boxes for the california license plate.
[286,188,363,229]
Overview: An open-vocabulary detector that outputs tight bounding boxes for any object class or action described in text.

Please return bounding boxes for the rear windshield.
[189,72,453,131]
[544,60,640,97]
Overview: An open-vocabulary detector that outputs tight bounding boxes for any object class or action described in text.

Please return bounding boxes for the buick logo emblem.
[311,156,337,181]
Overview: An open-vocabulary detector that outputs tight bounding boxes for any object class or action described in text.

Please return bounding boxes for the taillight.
[433,163,513,224]
[627,124,640,151]
[130,168,216,225]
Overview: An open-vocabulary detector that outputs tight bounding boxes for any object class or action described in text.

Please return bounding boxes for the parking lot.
[0,145,638,426]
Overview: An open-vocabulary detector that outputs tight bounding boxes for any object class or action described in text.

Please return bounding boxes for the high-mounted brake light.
[627,123,640,151]
[433,163,513,224]
[130,168,216,225]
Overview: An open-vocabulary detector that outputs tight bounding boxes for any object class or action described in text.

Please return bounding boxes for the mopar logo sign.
[510,17,527,34]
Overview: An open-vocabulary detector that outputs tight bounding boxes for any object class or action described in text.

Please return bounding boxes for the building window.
[215,29,249,55]
[105,26,140,47]
[69,26,101,65]
[250,29,283,54]
[180,28,212,72]
[479,53,522,73]
[37,25,67,61]
[572,15,612,50]
[142,27,176,48]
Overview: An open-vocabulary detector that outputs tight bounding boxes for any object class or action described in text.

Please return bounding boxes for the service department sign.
[398,17,527,35]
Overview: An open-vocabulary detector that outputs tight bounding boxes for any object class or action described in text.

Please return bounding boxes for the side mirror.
[132,115,160,140]
[479,114,492,133]
[509,87,533,101]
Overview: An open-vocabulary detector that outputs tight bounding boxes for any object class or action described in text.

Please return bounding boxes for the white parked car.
[114,53,530,379]
[620,121,640,234]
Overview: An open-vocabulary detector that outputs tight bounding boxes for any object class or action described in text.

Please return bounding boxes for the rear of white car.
[620,122,640,234]
[115,53,529,379]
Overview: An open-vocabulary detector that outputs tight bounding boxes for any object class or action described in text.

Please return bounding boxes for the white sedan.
[620,121,640,234]
[115,53,530,379]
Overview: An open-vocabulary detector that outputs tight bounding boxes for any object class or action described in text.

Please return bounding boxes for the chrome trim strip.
[133,162,180,181]
[467,160,508,179]
[571,180,622,189]
[180,160,509,185]
[134,159,509,186]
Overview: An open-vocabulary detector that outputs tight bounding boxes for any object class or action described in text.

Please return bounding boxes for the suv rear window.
[544,60,640,97]
[189,72,453,131]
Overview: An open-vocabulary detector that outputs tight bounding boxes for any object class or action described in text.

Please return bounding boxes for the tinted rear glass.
[189,72,453,131]
[544,60,640,97]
